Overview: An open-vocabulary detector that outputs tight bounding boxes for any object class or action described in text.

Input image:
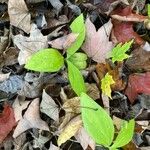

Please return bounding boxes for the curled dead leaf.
[13,98,49,138]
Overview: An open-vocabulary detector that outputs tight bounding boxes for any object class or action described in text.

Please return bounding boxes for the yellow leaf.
[57,115,82,146]
[101,73,115,99]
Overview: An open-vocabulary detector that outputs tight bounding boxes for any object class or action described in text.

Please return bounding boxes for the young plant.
[25,14,86,96]
[80,93,135,150]
[109,40,133,63]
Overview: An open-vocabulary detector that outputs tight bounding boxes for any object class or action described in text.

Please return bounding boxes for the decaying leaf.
[32,132,50,149]
[82,18,113,63]
[101,73,115,98]
[57,115,82,146]
[125,72,150,103]
[96,63,125,91]
[49,142,61,150]
[48,0,63,14]
[8,0,31,33]
[126,43,150,71]
[13,24,47,65]
[48,33,78,50]
[59,97,80,131]
[92,0,129,14]
[40,89,59,122]
[0,75,23,94]
[112,20,144,44]
[86,83,100,100]
[12,96,30,122]
[75,127,95,150]
[0,104,16,143]
[0,28,9,54]
[111,6,148,22]
[13,98,49,138]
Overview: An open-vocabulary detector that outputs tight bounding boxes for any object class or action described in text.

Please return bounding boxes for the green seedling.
[25,14,86,96]
[80,93,135,150]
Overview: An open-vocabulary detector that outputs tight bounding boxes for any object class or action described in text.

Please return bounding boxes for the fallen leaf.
[0,28,9,54]
[82,18,113,63]
[49,142,61,150]
[8,0,31,33]
[58,97,80,131]
[101,73,115,98]
[75,127,95,150]
[86,83,100,100]
[0,75,23,94]
[0,104,16,143]
[111,6,147,22]
[40,89,59,122]
[93,0,129,14]
[48,0,63,15]
[96,63,125,91]
[125,72,150,103]
[112,20,144,44]
[126,43,150,71]
[13,24,48,65]
[57,115,82,146]
[32,132,49,149]
[48,33,78,50]
[13,98,49,138]
[0,72,10,82]
[12,96,30,122]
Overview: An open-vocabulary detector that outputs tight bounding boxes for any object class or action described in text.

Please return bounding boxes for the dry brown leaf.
[126,43,150,72]
[8,0,31,33]
[13,24,48,65]
[0,72,10,82]
[13,98,49,138]
[59,97,80,130]
[48,33,78,50]
[40,89,59,122]
[57,115,82,146]
[86,83,100,100]
[82,18,113,63]
[96,63,125,91]
[75,127,95,150]
[12,96,30,122]
[0,28,9,54]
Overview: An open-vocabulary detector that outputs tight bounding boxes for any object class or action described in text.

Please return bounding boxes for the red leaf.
[125,72,150,103]
[112,20,144,44]
[111,6,147,22]
[0,104,16,143]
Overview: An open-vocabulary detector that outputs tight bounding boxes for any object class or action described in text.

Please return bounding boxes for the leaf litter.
[0,0,150,149]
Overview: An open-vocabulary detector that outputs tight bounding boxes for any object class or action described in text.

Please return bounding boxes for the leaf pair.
[80,93,135,149]
[25,14,86,96]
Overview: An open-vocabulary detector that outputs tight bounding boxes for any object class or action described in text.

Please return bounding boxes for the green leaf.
[101,73,115,99]
[148,4,150,18]
[25,48,64,72]
[67,60,86,96]
[67,14,85,57]
[68,52,87,70]
[110,119,135,149]
[110,40,133,63]
[80,93,114,147]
